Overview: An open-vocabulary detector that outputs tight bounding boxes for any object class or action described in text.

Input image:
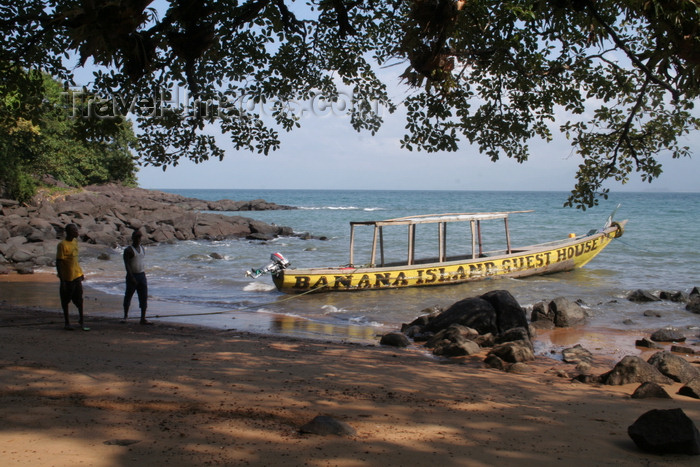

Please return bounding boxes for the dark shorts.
[124,272,148,310]
[60,278,83,307]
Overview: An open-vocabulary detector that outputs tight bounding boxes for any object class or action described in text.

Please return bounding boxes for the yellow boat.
[247,211,626,294]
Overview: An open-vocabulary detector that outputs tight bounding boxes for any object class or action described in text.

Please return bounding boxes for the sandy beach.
[1,273,699,466]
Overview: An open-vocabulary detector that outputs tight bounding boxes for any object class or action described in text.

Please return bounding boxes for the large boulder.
[628,408,700,455]
[647,351,700,383]
[425,297,498,335]
[599,355,673,385]
[480,289,530,335]
[531,297,587,328]
[650,327,686,343]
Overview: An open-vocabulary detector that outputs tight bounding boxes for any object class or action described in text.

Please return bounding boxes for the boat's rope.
[151,281,331,319]
[0,282,332,327]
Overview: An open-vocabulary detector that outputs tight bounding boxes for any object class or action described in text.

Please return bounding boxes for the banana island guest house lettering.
[286,235,606,291]
[248,211,626,294]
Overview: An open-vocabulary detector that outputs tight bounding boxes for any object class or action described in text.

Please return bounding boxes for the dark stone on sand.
[627,289,661,303]
[483,354,507,370]
[103,439,141,446]
[599,355,673,386]
[299,415,356,436]
[678,378,700,399]
[486,340,534,363]
[650,327,686,343]
[647,351,700,384]
[631,382,672,399]
[671,345,697,355]
[379,332,410,348]
[628,408,700,455]
[635,338,663,349]
[562,344,593,365]
[432,339,481,357]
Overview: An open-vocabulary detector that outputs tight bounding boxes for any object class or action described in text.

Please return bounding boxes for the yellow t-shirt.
[56,239,83,281]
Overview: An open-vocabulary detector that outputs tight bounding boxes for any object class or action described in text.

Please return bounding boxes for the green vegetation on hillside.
[0,70,138,202]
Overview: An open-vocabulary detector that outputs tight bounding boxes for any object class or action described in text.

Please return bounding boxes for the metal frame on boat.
[249,211,626,294]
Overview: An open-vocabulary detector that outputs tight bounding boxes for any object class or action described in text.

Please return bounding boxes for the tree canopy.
[2,0,699,207]
[0,70,138,201]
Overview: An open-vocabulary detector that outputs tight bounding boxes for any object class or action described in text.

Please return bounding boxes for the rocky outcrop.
[0,184,300,274]
[397,290,534,369]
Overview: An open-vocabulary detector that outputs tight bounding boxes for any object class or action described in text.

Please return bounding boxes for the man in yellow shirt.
[56,223,87,330]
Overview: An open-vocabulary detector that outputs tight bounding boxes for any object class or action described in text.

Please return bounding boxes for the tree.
[2,0,698,208]
[0,69,138,201]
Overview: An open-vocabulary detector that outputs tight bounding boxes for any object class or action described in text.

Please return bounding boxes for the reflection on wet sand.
[271,314,378,342]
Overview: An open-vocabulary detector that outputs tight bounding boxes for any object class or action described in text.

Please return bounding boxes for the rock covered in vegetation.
[0,184,300,274]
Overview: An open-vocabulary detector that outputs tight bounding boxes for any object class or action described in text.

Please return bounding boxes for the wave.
[298,206,385,211]
[243,282,277,292]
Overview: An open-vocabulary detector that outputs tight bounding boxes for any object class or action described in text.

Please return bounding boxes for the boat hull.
[272,223,624,294]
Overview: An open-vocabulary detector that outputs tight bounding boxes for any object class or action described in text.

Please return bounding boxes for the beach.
[1,273,699,466]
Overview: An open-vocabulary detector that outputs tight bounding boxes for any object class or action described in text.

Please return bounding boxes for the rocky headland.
[0,184,300,274]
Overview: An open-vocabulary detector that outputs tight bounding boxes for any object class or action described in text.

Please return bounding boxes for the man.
[56,223,88,331]
[123,229,151,325]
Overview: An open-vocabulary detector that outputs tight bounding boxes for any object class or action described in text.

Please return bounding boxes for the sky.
[134,91,700,193]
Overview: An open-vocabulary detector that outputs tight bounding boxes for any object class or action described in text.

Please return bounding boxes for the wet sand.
[1,273,699,466]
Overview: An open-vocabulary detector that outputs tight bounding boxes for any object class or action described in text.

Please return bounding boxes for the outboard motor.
[246,252,291,278]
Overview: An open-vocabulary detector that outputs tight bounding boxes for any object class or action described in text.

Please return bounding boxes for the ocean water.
[81,190,700,344]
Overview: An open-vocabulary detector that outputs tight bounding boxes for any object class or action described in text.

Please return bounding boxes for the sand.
[1,273,699,466]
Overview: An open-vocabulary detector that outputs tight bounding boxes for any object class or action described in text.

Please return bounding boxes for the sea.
[79,189,699,349]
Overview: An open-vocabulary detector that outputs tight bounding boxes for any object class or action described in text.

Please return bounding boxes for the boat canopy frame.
[348,211,533,268]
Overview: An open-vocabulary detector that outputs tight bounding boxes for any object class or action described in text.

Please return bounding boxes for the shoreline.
[2,277,699,465]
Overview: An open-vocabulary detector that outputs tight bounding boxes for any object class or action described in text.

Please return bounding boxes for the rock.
[627,289,661,303]
[628,408,700,455]
[480,289,529,335]
[635,338,663,349]
[650,327,686,343]
[494,326,530,345]
[671,345,697,355]
[562,344,593,364]
[643,310,663,318]
[659,290,688,302]
[687,295,700,314]
[379,332,410,348]
[486,340,534,363]
[425,297,497,335]
[483,354,507,370]
[647,351,700,383]
[209,252,224,260]
[299,415,356,436]
[631,382,672,399]
[551,297,587,327]
[507,362,533,374]
[599,355,673,385]
[678,378,700,399]
[531,297,586,328]
[433,339,481,357]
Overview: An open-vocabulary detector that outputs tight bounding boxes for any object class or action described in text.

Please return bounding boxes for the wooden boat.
[248,211,626,294]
